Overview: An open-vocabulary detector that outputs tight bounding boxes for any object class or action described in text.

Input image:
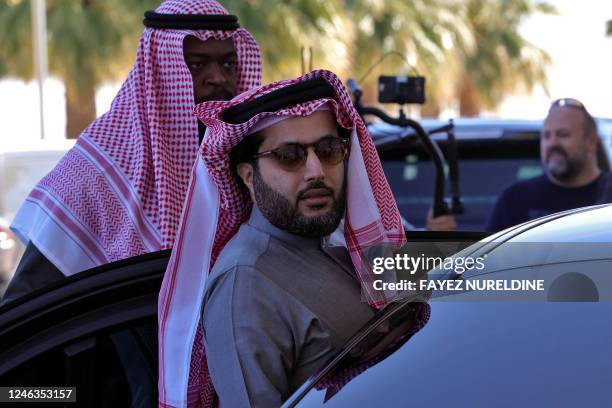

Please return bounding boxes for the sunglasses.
[250,136,349,171]
[550,98,585,110]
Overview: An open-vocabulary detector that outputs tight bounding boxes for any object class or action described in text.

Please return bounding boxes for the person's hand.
[426,208,458,231]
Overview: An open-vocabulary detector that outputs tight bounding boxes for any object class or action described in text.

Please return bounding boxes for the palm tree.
[223,0,345,81]
[0,1,37,84]
[236,0,552,117]
[1,0,555,134]
[452,0,555,116]
[226,0,473,115]
[338,0,473,114]
[0,0,158,138]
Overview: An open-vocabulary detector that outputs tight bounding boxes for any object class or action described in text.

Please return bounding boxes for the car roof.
[481,203,612,245]
[369,116,612,164]
[369,117,542,140]
[369,116,612,140]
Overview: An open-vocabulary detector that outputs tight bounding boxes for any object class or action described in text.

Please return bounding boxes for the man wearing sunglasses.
[159,71,406,406]
[232,112,350,238]
[486,98,610,232]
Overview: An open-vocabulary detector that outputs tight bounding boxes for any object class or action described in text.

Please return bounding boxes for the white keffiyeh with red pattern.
[158,70,406,407]
[10,0,261,275]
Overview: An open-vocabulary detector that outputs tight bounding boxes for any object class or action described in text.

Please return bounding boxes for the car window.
[378,137,541,230]
[2,318,157,408]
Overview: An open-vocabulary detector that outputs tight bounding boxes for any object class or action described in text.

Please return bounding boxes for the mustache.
[297,181,334,201]
[546,147,568,161]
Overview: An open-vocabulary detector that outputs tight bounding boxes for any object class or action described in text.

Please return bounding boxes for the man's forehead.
[543,106,584,129]
[260,110,337,144]
[183,36,236,56]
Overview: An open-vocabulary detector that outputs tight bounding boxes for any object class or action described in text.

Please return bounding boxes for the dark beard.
[545,147,584,181]
[253,169,346,238]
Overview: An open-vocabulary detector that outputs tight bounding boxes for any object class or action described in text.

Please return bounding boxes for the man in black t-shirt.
[487,98,610,232]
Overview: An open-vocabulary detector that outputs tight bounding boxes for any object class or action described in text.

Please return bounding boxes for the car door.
[0,249,169,408]
[285,206,612,407]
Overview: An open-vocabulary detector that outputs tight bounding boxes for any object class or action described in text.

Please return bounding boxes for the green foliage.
[0,0,33,78]
[222,0,342,80]
[0,0,556,116]
[340,0,472,107]
[0,0,159,94]
[223,0,553,113]
[456,0,554,110]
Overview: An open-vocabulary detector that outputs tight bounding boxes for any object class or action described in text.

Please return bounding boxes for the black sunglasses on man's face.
[249,136,349,172]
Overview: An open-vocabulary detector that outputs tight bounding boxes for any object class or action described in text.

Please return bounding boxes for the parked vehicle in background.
[370,117,612,230]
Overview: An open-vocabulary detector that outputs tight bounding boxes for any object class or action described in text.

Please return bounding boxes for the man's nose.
[303,148,325,180]
[542,134,556,148]
[547,135,562,149]
[205,63,227,85]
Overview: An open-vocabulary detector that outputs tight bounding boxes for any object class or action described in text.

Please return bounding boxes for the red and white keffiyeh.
[10,0,261,274]
[158,70,406,407]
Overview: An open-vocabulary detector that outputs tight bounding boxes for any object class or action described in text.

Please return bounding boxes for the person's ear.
[237,162,256,199]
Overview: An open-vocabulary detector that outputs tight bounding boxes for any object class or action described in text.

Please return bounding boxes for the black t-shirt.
[486,174,607,232]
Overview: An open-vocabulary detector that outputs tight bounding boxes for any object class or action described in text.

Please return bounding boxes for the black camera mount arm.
[427,122,464,215]
[347,79,449,217]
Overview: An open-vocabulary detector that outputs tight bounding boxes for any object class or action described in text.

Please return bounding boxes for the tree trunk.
[361,81,378,106]
[421,102,440,117]
[65,80,96,139]
[458,73,481,117]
